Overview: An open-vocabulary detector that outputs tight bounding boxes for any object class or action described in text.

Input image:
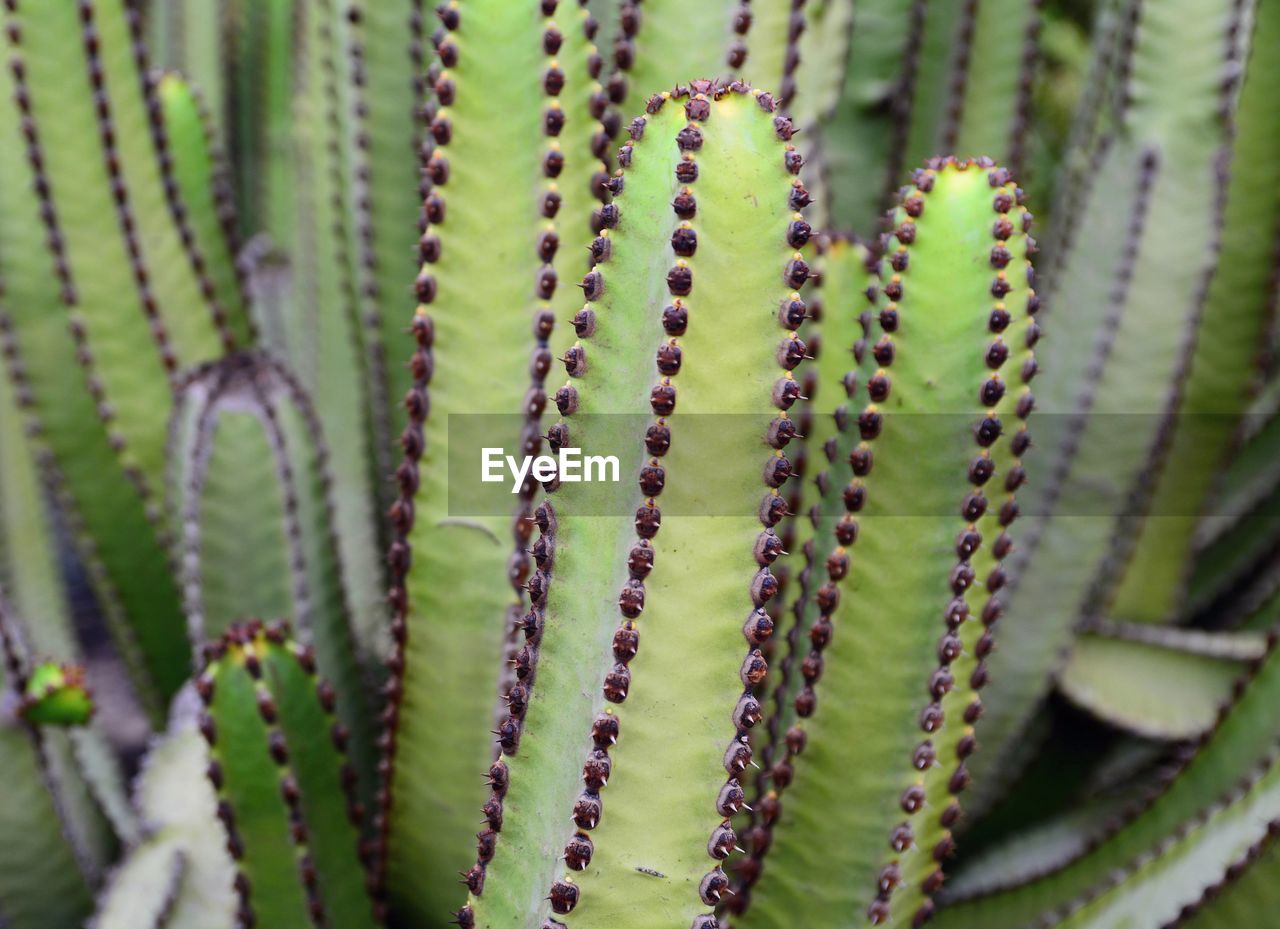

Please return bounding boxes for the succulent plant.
[1,1,1279,928]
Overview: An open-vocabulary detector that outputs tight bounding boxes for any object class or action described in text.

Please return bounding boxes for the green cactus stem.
[167,353,375,789]
[0,0,251,707]
[1107,0,1280,624]
[933,631,1280,929]
[974,0,1256,812]
[94,690,238,929]
[154,73,254,348]
[196,622,377,929]
[745,232,873,843]
[286,0,389,662]
[452,80,813,929]
[233,0,299,246]
[614,1,803,119]
[145,0,231,144]
[375,3,609,921]
[339,0,430,506]
[820,0,1040,234]
[740,157,1036,929]
[1056,624,1265,741]
[1175,822,1280,928]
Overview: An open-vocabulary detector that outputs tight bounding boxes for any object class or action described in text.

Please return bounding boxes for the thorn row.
[3,0,167,534]
[122,0,241,354]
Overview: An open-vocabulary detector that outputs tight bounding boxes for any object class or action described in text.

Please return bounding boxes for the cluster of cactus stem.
[1,0,1279,928]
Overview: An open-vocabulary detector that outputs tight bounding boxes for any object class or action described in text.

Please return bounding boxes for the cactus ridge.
[1080,0,1248,617]
[1018,147,1158,585]
[170,352,375,793]
[943,629,1280,916]
[122,3,249,354]
[1044,741,1280,929]
[315,0,394,507]
[870,158,1034,929]
[377,2,610,917]
[73,0,200,379]
[1168,818,1280,926]
[4,1,167,507]
[197,621,375,929]
[739,157,1036,929]
[342,0,434,503]
[1107,0,1280,623]
[155,72,255,341]
[0,1,191,705]
[736,234,873,901]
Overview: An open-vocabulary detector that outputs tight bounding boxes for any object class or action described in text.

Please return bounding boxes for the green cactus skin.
[817,0,918,231]
[1175,824,1280,928]
[789,0,854,131]
[168,354,375,790]
[146,0,231,144]
[0,0,247,707]
[443,82,812,929]
[1107,0,1280,624]
[288,0,390,664]
[974,0,1255,812]
[1056,627,1262,741]
[340,0,429,507]
[932,632,1280,929]
[820,0,1040,234]
[738,158,1036,929]
[744,232,873,850]
[374,3,609,921]
[227,0,298,248]
[197,622,377,929]
[896,0,1041,188]
[614,1,802,120]
[155,73,255,349]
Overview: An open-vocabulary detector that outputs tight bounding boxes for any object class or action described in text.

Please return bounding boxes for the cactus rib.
[121,2,252,352]
[741,158,1036,929]
[376,2,609,919]
[197,622,376,928]
[0,2,187,706]
[977,0,1254,806]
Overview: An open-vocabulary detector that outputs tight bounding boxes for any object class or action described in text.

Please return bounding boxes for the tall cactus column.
[740,158,1037,929]
[451,80,815,929]
[375,3,609,922]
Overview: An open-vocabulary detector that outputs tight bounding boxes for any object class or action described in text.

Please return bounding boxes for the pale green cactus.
[0,2,1279,929]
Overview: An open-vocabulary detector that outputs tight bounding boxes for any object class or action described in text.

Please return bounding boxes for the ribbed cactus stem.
[376,3,609,920]
[196,622,377,929]
[614,1,804,121]
[452,80,814,929]
[740,157,1036,929]
[169,353,376,795]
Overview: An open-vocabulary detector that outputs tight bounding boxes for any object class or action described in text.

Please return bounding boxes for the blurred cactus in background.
[0,1,1278,928]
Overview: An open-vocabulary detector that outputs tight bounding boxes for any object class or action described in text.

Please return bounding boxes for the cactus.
[2,2,1280,929]
[446,81,814,929]
[375,3,611,921]
[739,156,1037,929]
[195,622,377,927]
[974,0,1277,807]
